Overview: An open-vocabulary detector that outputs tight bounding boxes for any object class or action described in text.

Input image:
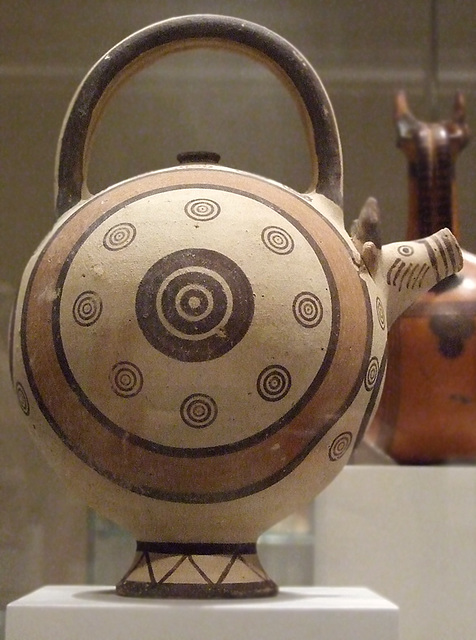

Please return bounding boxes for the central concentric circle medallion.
[136,248,254,362]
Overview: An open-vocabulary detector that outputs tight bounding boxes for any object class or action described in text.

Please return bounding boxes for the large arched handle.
[55,14,343,217]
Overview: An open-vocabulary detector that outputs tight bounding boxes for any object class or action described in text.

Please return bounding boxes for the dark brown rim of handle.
[55,14,343,217]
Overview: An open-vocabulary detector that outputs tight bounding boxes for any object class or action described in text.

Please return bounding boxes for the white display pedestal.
[314,466,476,640]
[6,585,398,640]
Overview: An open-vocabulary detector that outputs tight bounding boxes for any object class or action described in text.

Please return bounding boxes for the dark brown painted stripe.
[398,263,413,292]
[157,556,188,585]
[416,264,430,288]
[404,264,419,289]
[386,258,400,286]
[116,579,278,598]
[145,552,157,584]
[422,238,440,281]
[392,260,405,286]
[137,542,257,555]
[433,233,449,277]
[121,552,146,582]
[442,232,459,272]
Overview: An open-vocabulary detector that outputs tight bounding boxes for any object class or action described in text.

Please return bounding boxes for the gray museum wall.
[3,1,476,289]
[1,0,475,632]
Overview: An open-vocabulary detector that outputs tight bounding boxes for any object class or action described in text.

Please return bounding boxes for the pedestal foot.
[116,542,278,598]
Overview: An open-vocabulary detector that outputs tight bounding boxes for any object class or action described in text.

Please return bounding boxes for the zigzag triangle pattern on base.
[116,541,278,598]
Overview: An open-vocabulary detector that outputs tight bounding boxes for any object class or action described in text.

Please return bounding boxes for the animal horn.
[395,90,419,141]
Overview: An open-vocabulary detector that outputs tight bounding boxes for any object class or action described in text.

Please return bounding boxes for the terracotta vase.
[366,92,476,464]
[9,16,463,598]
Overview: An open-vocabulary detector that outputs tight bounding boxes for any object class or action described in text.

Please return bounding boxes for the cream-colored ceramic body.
[9,15,463,598]
[10,164,461,539]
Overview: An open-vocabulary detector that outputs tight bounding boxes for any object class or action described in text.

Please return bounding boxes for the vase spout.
[382,228,463,327]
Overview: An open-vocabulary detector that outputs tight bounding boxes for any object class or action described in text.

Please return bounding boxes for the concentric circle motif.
[136,248,254,362]
[376,297,386,330]
[328,431,353,461]
[261,226,295,255]
[364,356,379,391]
[20,178,368,504]
[180,394,218,429]
[257,365,292,402]
[72,291,103,327]
[174,284,214,322]
[397,244,414,257]
[184,199,221,222]
[103,222,137,251]
[16,382,30,415]
[293,291,324,328]
[110,362,144,398]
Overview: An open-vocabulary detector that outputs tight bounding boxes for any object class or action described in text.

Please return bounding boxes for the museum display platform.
[314,466,476,640]
[5,585,398,640]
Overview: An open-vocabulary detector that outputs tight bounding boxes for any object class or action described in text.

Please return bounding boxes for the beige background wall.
[1,0,476,634]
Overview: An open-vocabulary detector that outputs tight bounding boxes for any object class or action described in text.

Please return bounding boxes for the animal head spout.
[352,198,463,328]
[382,229,463,325]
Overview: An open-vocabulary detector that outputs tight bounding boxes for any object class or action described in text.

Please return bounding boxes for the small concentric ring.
[180,394,218,429]
[329,431,353,461]
[103,222,137,251]
[397,244,414,257]
[364,356,379,391]
[257,365,292,402]
[293,292,323,328]
[110,362,144,398]
[175,284,214,322]
[185,199,221,221]
[157,267,231,340]
[16,382,30,415]
[72,291,103,327]
[261,226,295,255]
[376,297,386,330]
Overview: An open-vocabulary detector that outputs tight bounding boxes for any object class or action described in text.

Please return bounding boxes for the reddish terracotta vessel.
[367,92,476,463]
